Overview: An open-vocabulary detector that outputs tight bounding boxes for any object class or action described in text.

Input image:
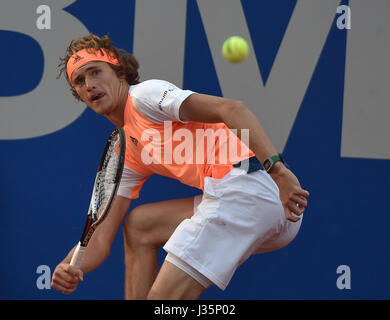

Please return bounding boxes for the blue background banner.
[1,0,389,299]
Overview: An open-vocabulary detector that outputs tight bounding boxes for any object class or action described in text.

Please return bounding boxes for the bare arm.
[51,195,132,294]
[179,93,309,221]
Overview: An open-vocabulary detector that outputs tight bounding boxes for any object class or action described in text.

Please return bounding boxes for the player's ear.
[119,76,128,87]
[119,74,127,82]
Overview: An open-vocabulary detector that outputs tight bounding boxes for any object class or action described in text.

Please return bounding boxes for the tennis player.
[51,34,309,299]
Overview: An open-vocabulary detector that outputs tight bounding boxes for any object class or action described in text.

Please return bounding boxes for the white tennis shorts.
[163,167,303,290]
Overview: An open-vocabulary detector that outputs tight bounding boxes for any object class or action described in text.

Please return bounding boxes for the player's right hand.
[51,263,84,294]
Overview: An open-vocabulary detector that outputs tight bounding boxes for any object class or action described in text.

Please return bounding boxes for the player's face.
[71,61,124,115]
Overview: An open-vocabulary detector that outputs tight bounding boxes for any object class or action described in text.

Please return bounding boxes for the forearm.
[62,236,110,274]
[61,195,132,274]
[222,102,280,164]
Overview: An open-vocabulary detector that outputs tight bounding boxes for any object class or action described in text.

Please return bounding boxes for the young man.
[51,34,309,299]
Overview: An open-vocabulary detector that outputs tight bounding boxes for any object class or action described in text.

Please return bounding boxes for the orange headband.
[67,48,120,81]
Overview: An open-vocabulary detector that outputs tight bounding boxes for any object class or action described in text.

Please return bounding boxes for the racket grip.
[70,242,86,270]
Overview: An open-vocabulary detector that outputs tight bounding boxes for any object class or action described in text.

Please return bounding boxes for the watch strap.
[263,154,285,173]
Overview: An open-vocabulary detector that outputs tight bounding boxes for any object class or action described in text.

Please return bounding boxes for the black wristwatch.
[263,154,285,173]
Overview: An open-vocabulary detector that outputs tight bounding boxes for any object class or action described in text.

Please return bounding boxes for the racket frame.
[70,128,125,269]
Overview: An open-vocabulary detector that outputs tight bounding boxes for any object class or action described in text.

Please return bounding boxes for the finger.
[70,269,84,282]
[287,214,300,222]
[62,288,76,295]
[55,269,80,284]
[72,267,84,281]
[290,194,307,208]
[52,276,78,291]
[284,208,301,222]
[300,189,310,198]
[64,265,84,281]
[287,201,305,216]
[52,273,79,291]
[52,282,77,295]
[51,278,78,294]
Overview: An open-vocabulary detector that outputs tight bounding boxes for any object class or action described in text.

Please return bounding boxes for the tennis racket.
[70,128,126,270]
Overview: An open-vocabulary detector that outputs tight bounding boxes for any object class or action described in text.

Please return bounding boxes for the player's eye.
[92,69,100,76]
[75,77,84,85]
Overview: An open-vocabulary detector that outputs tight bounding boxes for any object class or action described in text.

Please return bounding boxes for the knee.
[122,205,155,250]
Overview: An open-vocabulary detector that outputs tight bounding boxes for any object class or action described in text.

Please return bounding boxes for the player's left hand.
[269,163,310,222]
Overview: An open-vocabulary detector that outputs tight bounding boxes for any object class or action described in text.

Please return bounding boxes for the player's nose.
[85,77,96,91]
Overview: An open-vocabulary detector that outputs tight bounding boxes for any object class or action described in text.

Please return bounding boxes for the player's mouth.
[91,92,105,103]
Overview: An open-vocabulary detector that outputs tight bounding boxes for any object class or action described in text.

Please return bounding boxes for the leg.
[147,260,206,300]
[122,197,196,300]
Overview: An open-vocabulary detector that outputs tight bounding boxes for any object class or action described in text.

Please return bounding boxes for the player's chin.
[89,104,107,115]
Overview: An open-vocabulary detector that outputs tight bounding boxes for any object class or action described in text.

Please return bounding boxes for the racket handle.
[70,242,86,270]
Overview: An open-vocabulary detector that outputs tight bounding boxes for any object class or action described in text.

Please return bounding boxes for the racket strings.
[92,137,121,220]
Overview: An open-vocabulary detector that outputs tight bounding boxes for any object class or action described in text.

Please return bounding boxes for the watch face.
[264,159,273,172]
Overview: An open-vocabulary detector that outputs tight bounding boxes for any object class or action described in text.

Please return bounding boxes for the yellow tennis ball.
[222,36,249,63]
